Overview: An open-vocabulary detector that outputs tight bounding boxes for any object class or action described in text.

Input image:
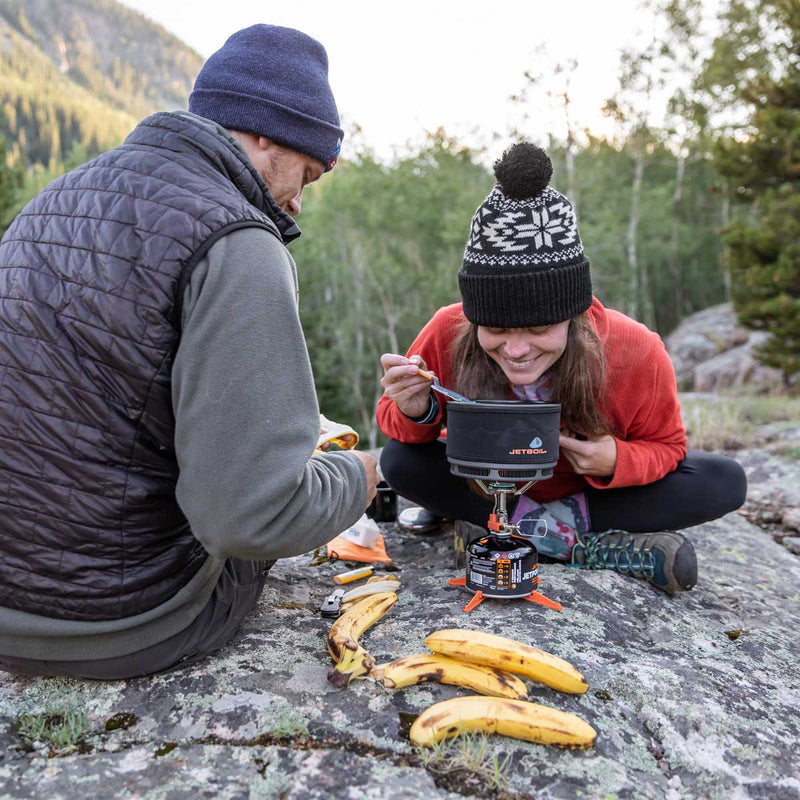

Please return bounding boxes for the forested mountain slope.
[0,0,202,168]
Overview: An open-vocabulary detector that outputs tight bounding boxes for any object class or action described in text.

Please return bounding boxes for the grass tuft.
[681,398,747,451]
[680,392,800,453]
[417,732,512,794]
[17,707,90,754]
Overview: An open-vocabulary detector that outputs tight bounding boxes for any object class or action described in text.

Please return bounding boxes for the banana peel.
[327,591,397,687]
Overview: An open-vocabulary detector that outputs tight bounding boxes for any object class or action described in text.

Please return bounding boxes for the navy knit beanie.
[458,143,592,328]
[189,24,343,171]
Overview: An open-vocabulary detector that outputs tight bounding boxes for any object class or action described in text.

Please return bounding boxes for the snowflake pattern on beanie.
[465,186,583,266]
[457,143,592,328]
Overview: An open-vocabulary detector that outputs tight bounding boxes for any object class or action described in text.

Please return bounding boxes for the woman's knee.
[380,439,442,491]
[684,450,747,515]
[720,456,747,511]
[379,439,412,491]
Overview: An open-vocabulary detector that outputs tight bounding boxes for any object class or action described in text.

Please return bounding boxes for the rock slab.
[1,447,800,799]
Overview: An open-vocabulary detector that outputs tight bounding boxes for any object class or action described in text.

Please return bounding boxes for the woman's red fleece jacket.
[375,298,687,503]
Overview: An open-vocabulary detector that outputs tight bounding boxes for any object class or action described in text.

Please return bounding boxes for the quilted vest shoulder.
[0,112,287,621]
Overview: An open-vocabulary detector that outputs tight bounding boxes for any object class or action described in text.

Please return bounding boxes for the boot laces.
[576,530,656,579]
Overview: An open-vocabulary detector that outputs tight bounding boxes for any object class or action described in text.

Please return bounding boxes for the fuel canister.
[466,533,539,599]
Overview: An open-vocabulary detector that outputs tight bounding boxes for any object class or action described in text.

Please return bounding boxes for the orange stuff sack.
[326,533,392,564]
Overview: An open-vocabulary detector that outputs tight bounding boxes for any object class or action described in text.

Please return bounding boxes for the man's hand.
[350,450,380,507]
[380,353,434,420]
[559,434,618,478]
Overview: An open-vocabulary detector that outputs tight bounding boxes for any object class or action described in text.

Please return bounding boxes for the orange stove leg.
[448,576,466,586]
[463,591,485,613]
[524,590,563,611]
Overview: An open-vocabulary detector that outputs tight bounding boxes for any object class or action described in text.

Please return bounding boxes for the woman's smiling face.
[476,321,571,385]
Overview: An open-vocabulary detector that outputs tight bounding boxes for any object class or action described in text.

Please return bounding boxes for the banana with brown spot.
[382,653,527,699]
[424,629,588,694]
[409,695,596,749]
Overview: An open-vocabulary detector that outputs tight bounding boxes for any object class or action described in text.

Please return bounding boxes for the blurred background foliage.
[0,0,797,445]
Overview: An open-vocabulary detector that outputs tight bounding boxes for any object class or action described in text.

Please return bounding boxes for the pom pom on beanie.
[493,142,553,200]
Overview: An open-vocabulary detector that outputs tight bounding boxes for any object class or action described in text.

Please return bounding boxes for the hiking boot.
[571,530,697,594]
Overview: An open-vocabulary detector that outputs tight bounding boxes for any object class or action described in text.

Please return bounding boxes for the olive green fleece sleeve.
[172,226,367,560]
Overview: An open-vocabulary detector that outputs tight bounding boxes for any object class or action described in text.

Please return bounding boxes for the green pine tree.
[0,134,25,238]
[710,0,800,384]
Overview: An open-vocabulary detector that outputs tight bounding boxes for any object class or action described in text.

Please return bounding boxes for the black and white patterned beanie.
[458,142,592,328]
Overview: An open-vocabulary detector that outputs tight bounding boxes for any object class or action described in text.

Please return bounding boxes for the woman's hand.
[559,434,617,478]
[380,353,434,420]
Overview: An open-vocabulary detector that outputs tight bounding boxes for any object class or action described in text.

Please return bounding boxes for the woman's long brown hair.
[449,313,611,438]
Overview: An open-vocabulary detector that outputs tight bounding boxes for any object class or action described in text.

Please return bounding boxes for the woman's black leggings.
[380,439,747,533]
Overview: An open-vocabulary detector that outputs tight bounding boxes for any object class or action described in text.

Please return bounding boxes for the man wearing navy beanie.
[0,25,378,679]
[190,24,344,174]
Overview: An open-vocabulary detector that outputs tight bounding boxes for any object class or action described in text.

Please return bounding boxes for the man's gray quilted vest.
[0,112,296,621]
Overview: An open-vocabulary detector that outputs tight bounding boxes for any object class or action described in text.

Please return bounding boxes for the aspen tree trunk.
[565,137,578,220]
[368,361,383,450]
[562,89,579,220]
[349,239,373,439]
[627,147,654,327]
[360,237,400,448]
[668,148,688,324]
[626,153,641,319]
[720,177,732,299]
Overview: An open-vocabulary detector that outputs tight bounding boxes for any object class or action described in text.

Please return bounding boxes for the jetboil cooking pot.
[444,399,561,482]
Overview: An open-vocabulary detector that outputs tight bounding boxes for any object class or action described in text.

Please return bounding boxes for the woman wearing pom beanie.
[376,143,747,595]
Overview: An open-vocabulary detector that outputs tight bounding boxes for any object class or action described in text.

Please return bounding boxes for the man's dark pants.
[0,559,272,680]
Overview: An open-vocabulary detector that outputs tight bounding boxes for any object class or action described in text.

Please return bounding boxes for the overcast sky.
[118,0,716,162]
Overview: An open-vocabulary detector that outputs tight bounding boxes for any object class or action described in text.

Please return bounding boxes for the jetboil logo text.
[508,436,548,456]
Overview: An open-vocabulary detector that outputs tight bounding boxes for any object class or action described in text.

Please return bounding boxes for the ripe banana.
[382,653,527,700]
[424,629,588,694]
[409,695,596,749]
[327,591,397,687]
